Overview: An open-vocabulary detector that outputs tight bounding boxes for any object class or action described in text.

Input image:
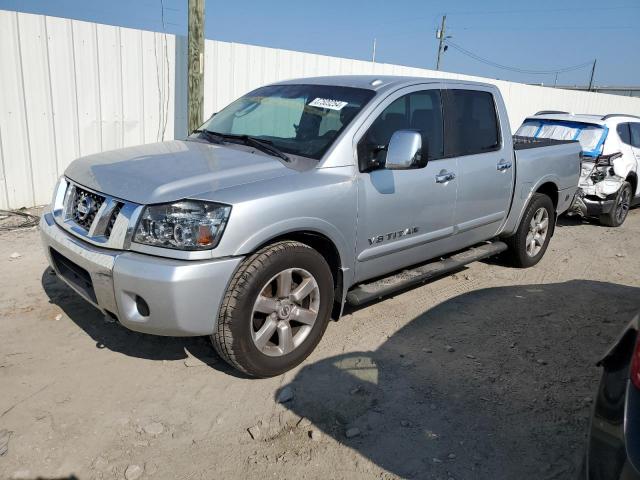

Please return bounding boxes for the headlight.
[133,200,231,250]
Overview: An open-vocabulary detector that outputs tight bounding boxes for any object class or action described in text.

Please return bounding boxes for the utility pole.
[187,0,205,133]
[588,59,597,91]
[372,38,377,63]
[435,15,447,71]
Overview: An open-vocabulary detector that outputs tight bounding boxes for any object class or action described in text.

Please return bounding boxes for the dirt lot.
[1,209,639,480]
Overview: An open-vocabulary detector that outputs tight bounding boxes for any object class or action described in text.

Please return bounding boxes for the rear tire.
[212,241,334,378]
[599,181,632,227]
[504,193,554,268]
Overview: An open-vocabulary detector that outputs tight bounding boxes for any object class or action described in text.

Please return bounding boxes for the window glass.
[200,84,375,160]
[538,123,579,141]
[519,119,606,156]
[630,123,640,148]
[576,125,606,152]
[444,90,500,157]
[357,90,443,169]
[515,120,540,137]
[617,123,631,145]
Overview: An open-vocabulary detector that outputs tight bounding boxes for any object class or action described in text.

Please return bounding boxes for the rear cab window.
[443,89,501,157]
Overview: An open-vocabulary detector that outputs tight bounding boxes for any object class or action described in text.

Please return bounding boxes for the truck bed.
[513,135,578,151]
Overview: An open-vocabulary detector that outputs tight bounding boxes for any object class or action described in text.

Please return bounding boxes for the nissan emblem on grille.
[76,194,95,221]
[70,187,106,231]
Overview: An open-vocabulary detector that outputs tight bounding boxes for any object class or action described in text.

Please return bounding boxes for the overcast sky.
[1,0,638,87]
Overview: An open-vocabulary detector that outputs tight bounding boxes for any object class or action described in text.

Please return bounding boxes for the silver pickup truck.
[40,76,581,377]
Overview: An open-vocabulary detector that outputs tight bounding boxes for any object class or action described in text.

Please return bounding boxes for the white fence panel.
[47,16,81,176]
[2,9,640,209]
[0,11,33,208]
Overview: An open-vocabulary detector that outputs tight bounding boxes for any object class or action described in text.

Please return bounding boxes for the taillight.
[631,331,640,390]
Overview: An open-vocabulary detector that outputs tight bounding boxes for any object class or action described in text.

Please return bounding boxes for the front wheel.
[599,181,632,227]
[212,241,334,378]
[504,193,554,268]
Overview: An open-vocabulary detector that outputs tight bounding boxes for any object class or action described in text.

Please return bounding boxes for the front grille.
[71,187,105,231]
[105,202,123,237]
[54,179,137,248]
[50,248,97,303]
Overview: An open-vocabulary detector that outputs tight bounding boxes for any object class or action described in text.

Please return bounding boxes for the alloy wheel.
[250,268,320,357]
[615,186,631,224]
[526,207,549,257]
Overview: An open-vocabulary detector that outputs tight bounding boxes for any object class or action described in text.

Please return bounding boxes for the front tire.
[599,181,632,227]
[504,193,554,268]
[212,241,334,378]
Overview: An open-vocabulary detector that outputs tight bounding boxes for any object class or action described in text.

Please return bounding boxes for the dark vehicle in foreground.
[586,314,640,479]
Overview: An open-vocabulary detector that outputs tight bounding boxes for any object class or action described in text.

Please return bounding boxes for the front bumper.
[40,211,243,336]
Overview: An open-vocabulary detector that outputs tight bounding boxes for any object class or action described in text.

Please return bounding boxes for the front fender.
[232,217,355,285]
[598,314,639,368]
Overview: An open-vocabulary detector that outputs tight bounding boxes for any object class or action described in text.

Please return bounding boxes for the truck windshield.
[516,119,607,157]
[196,84,375,160]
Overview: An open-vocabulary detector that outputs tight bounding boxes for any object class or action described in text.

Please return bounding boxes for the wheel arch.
[599,326,638,371]
[535,181,559,210]
[245,230,346,319]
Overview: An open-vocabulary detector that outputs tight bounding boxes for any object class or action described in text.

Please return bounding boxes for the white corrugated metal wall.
[0,11,175,209]
[2,9,640,209]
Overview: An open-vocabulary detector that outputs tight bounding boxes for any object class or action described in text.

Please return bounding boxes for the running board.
[346,241,508,306]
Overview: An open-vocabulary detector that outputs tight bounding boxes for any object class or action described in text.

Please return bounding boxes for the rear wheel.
[504,193,554,268]
[212,241,334,377]
[599,181,632,227]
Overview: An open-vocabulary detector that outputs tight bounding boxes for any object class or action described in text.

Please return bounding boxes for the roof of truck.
[273,75,495,92]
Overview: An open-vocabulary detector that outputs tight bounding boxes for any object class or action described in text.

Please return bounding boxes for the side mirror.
[385,130,423,170]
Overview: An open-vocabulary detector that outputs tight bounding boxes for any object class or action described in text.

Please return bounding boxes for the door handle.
[497,160,512,171]
[435,171,456,183]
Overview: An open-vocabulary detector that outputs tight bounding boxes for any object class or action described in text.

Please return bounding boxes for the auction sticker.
[308,98,349,110]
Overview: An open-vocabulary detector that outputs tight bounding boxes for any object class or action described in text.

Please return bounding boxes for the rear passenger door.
[443,87,513,241]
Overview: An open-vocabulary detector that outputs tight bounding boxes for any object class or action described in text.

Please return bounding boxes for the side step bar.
[345,241,508,306]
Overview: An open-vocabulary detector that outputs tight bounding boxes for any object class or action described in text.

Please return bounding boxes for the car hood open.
[64,140,298,205]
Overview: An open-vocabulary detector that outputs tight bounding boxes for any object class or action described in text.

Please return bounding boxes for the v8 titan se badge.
[368,227,419,246]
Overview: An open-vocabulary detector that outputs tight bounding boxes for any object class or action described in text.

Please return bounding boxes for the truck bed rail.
[513,136,578,150]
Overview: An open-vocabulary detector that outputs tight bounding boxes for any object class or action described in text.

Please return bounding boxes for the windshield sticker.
[308,98,349,110]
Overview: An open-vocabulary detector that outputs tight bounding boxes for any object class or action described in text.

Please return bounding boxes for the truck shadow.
[40,267,245,377]
[277,280,640,480]
[556,214,600,228]
[556,208,639,228]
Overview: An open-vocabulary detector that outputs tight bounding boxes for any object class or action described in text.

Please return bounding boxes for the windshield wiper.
[192,129,224,144]
[210,132,290,162]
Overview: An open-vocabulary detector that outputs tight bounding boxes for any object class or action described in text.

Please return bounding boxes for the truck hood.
[64,140,298,205]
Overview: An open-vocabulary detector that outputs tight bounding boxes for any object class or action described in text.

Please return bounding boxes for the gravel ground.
[1,209,639,480]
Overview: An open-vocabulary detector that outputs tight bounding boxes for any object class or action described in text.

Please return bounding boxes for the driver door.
[354,86,458,282]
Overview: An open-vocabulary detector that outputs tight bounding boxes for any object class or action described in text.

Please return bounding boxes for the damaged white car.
[516,112,640,226]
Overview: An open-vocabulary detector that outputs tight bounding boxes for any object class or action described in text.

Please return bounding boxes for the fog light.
[135,295,150,317]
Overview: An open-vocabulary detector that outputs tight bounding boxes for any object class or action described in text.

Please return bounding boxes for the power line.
[379,4,639,28]
[445,40,593,75]
[453,25,636,31]
[440,4,640,16]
